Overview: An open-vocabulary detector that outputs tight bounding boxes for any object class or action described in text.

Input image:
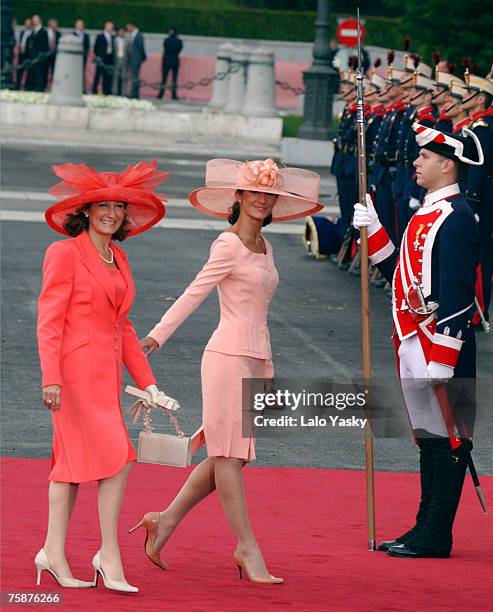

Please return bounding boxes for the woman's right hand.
[42,385,61,411]
[140,336,159,356]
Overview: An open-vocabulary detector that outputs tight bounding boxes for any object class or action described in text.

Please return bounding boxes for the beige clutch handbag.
[125,385,205,468]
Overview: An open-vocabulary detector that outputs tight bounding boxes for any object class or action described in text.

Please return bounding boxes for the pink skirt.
[201,350,274,461]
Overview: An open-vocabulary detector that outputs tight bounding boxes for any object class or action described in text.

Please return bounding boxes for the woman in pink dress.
[131,159,322,584]
[37,161,168,593]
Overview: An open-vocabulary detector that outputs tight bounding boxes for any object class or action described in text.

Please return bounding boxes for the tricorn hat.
[413,122,484,165]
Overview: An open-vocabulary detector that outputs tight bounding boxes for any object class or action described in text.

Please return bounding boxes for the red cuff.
[367,225,395,264]
[429,333,463,368]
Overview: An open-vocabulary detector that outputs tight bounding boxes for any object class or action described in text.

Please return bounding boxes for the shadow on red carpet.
[1,458,492,611]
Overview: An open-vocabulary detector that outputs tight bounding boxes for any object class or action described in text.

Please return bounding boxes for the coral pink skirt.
[201,350,274,461]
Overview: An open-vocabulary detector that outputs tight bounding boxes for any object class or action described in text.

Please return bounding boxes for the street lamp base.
[298,64,339,141]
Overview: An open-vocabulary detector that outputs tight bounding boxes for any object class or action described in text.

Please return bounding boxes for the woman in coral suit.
[36,161,168,593]
[131,158,322,584]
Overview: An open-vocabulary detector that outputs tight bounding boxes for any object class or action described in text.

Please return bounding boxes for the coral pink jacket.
[38,230,155,390]
[38,231,155,482]
[148,232,279,359]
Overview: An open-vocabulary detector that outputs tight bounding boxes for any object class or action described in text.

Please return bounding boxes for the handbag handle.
[131,400,185,438]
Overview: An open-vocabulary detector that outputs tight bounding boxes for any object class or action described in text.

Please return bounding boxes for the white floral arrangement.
[83,95,156,111]
[0,90,49,104]
[0,90,156,111]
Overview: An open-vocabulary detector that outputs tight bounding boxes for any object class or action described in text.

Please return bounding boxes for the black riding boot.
[394,438,467,555]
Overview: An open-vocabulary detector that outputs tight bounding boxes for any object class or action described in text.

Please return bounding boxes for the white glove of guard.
[353,193,380,234]
[425,361,454,385]
[409,197,421,210]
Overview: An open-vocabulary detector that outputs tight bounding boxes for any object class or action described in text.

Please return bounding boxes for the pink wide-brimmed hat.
[188,158,324,222]
[45,160,169,237]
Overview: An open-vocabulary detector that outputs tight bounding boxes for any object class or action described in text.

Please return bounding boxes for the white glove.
[353,193,380,234]
[143,384,180,411]
[144,384,159,406]
[425,361,454,385]
[409,197,421,210]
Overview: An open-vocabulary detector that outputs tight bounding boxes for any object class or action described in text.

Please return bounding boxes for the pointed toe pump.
[92,551,138,593]
[233,551,284,585]
[129,512,170,571]
[34,549,94,588]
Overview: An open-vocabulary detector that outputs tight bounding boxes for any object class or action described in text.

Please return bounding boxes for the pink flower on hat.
[244,158,281,189]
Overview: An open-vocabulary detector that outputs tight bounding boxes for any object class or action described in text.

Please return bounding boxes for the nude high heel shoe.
[233,551,284,585]
[91,551,138,593]
[34,549,94,588]
[128,512,170,570]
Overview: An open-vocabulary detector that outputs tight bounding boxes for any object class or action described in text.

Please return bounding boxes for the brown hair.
[63,203,130,240]
[227,191,273,227]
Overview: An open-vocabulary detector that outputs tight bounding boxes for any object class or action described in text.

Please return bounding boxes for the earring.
[84,213,89,218]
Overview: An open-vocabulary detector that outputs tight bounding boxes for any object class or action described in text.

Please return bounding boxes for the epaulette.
[471,119,488,129]
[418,114,435,124]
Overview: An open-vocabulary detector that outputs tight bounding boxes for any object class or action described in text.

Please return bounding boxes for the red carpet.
[1,458,492,611]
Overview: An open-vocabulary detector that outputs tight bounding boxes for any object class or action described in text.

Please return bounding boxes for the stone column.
[209,42,234,108]
[224,45,249,114]
[48,34,85,106]
[242,47,278,117]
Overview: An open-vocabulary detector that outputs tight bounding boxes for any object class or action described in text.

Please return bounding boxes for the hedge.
[14,1,403,49]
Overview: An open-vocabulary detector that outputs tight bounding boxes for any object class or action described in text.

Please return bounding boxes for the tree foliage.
[384,0,492,74]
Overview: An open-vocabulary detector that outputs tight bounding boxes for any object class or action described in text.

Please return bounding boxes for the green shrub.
[282,115,303,137]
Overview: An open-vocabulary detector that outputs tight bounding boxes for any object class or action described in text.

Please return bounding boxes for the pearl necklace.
[99,247,114,264]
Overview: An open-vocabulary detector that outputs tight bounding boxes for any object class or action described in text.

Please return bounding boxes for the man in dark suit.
[126,22,147,99]
[92,20,114,95]
[46,18,61,85]
[112,26,128,96]
[16,18,32,90]
[26,14,49,91]
[158,27,183,100]
[73,19,90,93]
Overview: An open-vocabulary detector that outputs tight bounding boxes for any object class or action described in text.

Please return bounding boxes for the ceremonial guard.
[461,70,493,323]
[331,64,358,239]
[433,57,458,131]
[433,64,467,132]
[402,67,437,221]
[365,62,388,177]
[370,52,407,245]
[448,78,471,133]
[395,55,435,238]
[354,123,483,558]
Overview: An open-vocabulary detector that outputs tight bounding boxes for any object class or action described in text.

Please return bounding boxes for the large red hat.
[45,160,169,237]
